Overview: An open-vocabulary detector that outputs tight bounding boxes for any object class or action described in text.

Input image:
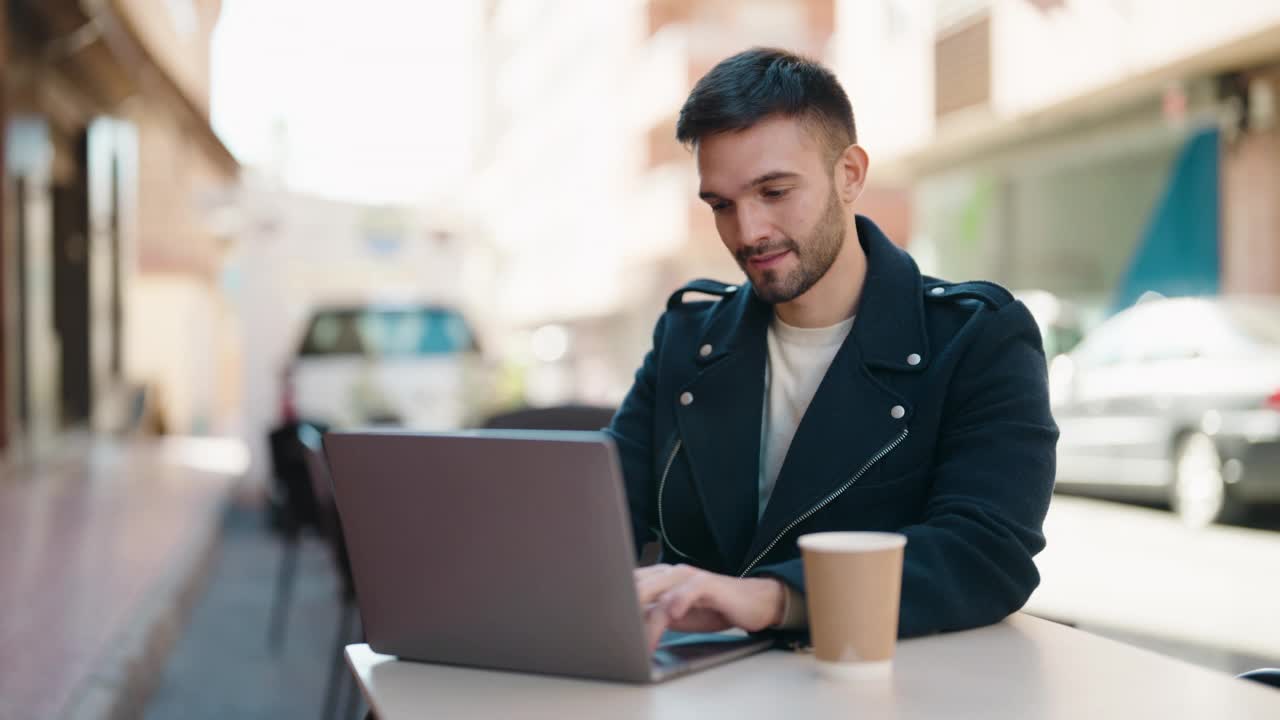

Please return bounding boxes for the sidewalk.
[0,436,245,720]
[143,498,363,720]
[1027,494,1280,674]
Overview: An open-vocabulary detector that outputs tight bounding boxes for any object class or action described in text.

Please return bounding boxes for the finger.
[644,603,670,653]
[633,564,672,582]
[663,607,731,634]
[637,572,683,606]
[659,575,711,622]
[636,564,693,606]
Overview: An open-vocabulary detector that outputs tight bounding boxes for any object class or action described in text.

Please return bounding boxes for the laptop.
[324,429,772,683]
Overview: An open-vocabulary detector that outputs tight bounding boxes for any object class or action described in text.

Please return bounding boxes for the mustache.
[736,239,798,264]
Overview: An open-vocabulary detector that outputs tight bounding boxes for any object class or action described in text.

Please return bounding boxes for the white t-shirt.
[758,313,856,520]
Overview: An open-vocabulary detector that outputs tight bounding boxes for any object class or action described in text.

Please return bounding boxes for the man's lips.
[747,249,791,269]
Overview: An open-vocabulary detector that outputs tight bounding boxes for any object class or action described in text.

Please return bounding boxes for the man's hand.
[635,564,786,652]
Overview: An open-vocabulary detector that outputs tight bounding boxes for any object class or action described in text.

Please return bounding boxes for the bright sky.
[210,0,480,205]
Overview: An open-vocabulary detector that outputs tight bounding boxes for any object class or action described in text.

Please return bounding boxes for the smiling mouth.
[747,250,791,269]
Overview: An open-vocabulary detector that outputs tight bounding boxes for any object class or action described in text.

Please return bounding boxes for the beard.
[736,187,847,305]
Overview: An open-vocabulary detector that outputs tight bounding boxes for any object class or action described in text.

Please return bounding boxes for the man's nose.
[736,202,772,250]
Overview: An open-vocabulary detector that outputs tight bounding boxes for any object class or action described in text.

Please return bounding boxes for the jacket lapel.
[674,288,770,569]
[746,338,908,568]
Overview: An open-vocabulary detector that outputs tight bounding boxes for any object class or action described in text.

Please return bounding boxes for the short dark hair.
[675,47,857,161]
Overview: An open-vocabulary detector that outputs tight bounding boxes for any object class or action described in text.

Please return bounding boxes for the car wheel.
[1171,432,1238,528]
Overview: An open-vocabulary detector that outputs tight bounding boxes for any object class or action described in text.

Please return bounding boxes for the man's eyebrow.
[699,171,801,200]
[744,171,800,190]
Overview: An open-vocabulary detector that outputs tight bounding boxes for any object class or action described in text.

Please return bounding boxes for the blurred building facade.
[840,0,1280,312]
[1,0,239,453]
[468,0,910,407]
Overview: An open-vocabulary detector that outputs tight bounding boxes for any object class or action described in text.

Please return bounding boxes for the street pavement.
[1027,494,1280,673]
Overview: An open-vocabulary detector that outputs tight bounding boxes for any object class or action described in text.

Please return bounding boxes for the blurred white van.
[281,304,490,431]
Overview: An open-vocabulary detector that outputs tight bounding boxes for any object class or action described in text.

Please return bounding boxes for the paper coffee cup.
[797,532,907,680]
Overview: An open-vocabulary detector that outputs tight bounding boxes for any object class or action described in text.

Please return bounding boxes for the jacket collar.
[694,215,930,375]
[848,214,931,372]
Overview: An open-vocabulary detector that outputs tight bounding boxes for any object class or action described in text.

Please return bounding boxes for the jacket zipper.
[656,437,696,560]
[738,428,910,577]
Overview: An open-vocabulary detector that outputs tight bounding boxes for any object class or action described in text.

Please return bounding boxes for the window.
[299,307,476,357]
[934,11,991,118]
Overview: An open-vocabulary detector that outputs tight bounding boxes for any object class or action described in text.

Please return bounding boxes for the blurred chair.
[1238,668,1280,689]
[480,404,660,565]
[297,425,363,720]
[480,404,618,432]
[266,420,326,653]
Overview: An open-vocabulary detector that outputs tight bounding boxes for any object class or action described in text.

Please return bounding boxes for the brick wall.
[1221,71,1280,295]
[1,1,8,450]
[1222,134,1280,294]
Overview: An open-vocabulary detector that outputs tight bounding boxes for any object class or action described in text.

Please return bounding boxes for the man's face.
[695,115,847,305]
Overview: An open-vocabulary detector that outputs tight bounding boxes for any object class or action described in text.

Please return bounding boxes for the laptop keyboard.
[652,632,761,669]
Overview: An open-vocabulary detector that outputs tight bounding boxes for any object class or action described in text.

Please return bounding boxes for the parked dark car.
[1050,296,1280,527]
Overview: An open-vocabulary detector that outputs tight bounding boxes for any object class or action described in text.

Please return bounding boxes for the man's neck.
[773,223,867,329]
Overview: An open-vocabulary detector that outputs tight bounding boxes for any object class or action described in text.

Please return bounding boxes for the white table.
[346,614,1280,719]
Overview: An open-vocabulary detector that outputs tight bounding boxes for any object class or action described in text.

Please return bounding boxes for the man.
[606,48,1058,651]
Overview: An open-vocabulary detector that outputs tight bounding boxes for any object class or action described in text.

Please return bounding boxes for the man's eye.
[762,188,790,199]
[710,202,731,213]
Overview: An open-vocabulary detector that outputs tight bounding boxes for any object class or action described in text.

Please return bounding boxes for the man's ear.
[835,144,870,205]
